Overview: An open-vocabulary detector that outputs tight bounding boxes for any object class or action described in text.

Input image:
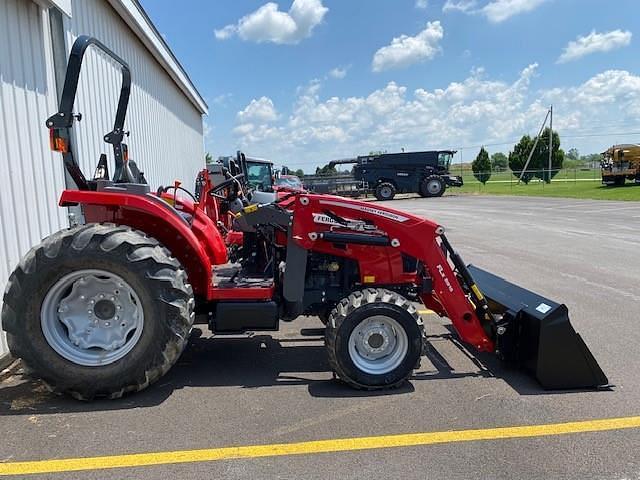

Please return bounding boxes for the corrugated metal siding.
[0,0,69,358]
[0,0,204,361]
[66,0,205,189]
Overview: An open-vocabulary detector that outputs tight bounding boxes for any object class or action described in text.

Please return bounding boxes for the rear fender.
[60,190,226,297]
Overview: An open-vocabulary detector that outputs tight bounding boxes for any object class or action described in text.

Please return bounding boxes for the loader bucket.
[467,265,609,390]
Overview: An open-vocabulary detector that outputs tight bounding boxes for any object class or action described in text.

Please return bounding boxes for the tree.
[508,135,536,184]
[534,128,564,182]
[563,148,581,168]
[566,148,579,161]
[472,147,492,184]
[294,169,305,177]
[490,152,508,172]
[205,152,213,164]
[315,164,338,176]
[580,153,602,169]
[508,128,565,183]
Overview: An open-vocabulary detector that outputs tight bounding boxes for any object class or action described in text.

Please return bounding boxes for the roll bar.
[46,35,131,190]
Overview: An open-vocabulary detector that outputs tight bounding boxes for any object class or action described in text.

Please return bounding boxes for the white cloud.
[557,29,632,64]
[211,93,233,106]
[237,96,279,123]
[329,67,347,79]
[482,0,547,22]
[415,0,428,9]
[372,21,444,72]
[233,123,255,136]
[214,0,328,45]
[443,0,477,13]
[231,66,640,170]
[442,0,546,22]
[214,25,236,40]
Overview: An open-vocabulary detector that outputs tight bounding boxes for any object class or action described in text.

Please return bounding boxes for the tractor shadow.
[0,324,594,416]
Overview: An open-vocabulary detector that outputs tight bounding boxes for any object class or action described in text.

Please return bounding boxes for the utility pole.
[518,108,550,184]
[548,104,553,182]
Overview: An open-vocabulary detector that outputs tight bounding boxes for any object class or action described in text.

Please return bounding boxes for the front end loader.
[0,36,608,399]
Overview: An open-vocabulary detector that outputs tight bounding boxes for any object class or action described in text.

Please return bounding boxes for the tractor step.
[209,263,275,301]
[212,263,273,289]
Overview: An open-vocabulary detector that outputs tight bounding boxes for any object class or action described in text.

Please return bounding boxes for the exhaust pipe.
[468,265,609,390]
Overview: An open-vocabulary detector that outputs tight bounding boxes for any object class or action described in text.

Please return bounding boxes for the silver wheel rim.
[348,315,408,374]
[380,186,392,198]
[41,269,144,367]
[427,180,442,194]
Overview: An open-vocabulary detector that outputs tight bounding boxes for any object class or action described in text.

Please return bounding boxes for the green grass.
[455,168,601,183]
[456,175,640,201]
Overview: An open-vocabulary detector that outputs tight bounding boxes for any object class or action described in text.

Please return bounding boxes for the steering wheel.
[209,174,244,200]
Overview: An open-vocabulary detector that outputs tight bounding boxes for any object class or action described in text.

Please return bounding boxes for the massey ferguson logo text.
[312,213,349,226]
[318,200,409,222]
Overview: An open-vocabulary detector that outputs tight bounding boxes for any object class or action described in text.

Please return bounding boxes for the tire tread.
[325,288,425,390]
[1,224,194,400]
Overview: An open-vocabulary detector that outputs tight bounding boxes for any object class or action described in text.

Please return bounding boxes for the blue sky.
[140,0,639,172]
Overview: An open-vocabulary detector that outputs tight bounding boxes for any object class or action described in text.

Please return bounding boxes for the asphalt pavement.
[1,195,639,479]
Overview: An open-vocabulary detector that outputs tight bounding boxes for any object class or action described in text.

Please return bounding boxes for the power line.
[563,131,640,139]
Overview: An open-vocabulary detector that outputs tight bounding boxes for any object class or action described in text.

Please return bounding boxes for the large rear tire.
[1,224,194,400]
[420,175,445,197]
[325,289,424,390]
[374,182,396,201]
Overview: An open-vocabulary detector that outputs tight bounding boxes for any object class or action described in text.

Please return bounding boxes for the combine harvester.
[1,36,608,399]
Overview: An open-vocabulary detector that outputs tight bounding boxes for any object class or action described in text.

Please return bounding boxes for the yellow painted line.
[1,416,639,476]
[417,309,435,315]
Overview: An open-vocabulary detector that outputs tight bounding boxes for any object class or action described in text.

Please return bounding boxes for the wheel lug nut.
[87,309,92,314]
[80,295,85,300]
[99,294,104,299]
[105,322,110,327]
[89,300,95,305]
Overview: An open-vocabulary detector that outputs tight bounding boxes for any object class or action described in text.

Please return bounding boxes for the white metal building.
[0,0,208,365]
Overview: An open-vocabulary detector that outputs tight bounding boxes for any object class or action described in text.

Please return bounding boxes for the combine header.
[1,36,608,399]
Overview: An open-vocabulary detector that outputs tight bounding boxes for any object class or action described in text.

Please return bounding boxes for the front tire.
[1,224,194,400]
[325,289,424,390]
[420,175,445,197]
[374,182,396,201]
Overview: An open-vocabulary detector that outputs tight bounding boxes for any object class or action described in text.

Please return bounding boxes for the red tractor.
[1,36,608,400]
